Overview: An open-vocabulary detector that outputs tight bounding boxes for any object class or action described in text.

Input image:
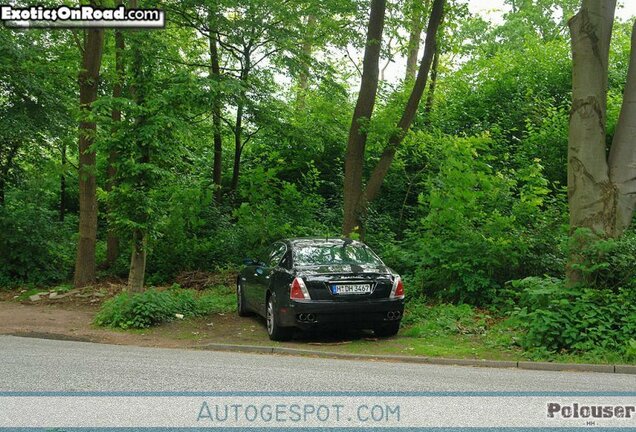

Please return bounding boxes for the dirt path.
[0,301,266,349]
[0,300,393,353]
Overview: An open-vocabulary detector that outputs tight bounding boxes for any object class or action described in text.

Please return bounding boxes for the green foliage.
[405,133,565,304]
[569,229,636,291]
[2,0,636,364]
[0,197,76,286]
[508,277,636,356]
[94,286,236,329]
[401,301,489,338]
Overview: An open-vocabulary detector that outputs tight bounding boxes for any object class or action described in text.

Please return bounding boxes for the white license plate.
[331,283,372,295]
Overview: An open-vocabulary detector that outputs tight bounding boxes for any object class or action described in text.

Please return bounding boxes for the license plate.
[330,283,371,295]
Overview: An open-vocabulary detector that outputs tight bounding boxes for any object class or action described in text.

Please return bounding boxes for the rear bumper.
[278,298,405,329]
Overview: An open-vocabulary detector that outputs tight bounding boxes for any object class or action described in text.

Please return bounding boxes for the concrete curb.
[197,343,636,374]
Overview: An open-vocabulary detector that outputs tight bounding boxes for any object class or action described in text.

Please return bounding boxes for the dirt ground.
[0,288,385,352]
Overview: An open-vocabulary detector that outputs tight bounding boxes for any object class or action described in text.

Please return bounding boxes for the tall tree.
[59,141,67,221]
[74,27,105,287]
[106,17,126,268]
[342,0,387,236]
[567,0,636,283]
[405,0,428,81]
[343,0,446,236]
[296,14,316,108]
[209,9,224,202]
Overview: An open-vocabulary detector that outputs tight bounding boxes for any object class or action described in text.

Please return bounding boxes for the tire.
[237,280,250,317]
[266,293,293,341]
[374,322,400,338]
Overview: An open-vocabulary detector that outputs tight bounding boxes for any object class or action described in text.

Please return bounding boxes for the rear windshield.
[293,242,383,266]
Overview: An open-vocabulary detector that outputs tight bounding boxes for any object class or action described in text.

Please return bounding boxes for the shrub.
[570,228,636,291]
[94,286,236,329]
[408,134,565,304]
[509,276,636,355]
[0,201,76,285]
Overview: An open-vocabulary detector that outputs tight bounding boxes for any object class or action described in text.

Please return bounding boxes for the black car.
[237,238,405,341]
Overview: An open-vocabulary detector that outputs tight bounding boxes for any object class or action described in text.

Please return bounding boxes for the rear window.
[293,242,383,266]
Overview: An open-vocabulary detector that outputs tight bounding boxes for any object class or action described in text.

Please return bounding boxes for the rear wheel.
[374,322,400,338]
[237,280,250,317]
[266,293,293,341]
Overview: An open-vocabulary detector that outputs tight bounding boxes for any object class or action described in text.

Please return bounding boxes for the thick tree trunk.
[128,229,147,292]
[209,17,223,202]
[74,28,105,288]
[608,21,636,237]
[59,142,66,222]
[405,0,426,81]
[106,24,125,267]
[364,0,445,205]
[342,0,387,237]
[566,0,616,284]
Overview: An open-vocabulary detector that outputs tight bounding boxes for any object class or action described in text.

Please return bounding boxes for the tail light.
[290,277,311,300]
[390,276,404,299]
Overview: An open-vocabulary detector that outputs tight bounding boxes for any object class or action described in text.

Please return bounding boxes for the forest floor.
[0,284,630,365]
[0,283,520,360]
[0,299,520,360]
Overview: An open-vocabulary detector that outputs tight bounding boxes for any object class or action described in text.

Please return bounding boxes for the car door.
[242,260,261,311]
[253,242,287,316]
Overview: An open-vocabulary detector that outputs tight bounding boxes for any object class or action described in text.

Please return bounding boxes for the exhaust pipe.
[298,313,306,321]
[306,313,315,322]
[386,311,401,320]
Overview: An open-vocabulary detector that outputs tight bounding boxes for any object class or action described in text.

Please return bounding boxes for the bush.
[570,228,636,291]
[408,134,565,305]
[509,276,636,356]
[0,201,76,285]
[94,286,236,329]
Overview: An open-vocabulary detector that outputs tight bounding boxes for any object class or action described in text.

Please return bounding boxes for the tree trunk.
[608,20,636,237]
[342,0,387,237]
[296,14,316,108]
[74,28,105,288]
[128,229,147,292]
[59,142,66,222]
[405,0,426,81]
[0,141,19,208]
[106,23,125,267]
[424,42,440,119]
[209,15,223,202]
[230,54,249,194]
[230,100,243,193]
[566,0,616,284]
[364,0,445,206]
[127,3,150,293]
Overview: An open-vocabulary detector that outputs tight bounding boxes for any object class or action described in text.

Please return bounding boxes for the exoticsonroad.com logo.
[0,4,164,28]
[547,402,636,419]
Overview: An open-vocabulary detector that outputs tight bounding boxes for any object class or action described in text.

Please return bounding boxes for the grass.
[94,284,237,329]
[83,283,636,365]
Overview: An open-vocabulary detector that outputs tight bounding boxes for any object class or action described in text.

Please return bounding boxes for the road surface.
[1,335,634,392]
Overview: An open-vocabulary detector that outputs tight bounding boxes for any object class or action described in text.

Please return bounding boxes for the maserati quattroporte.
[237,238,405,341]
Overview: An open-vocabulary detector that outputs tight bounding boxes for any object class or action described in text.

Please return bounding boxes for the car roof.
[284,237,365,247]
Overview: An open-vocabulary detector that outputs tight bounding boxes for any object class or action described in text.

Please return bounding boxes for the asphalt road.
[1,335,634,392]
